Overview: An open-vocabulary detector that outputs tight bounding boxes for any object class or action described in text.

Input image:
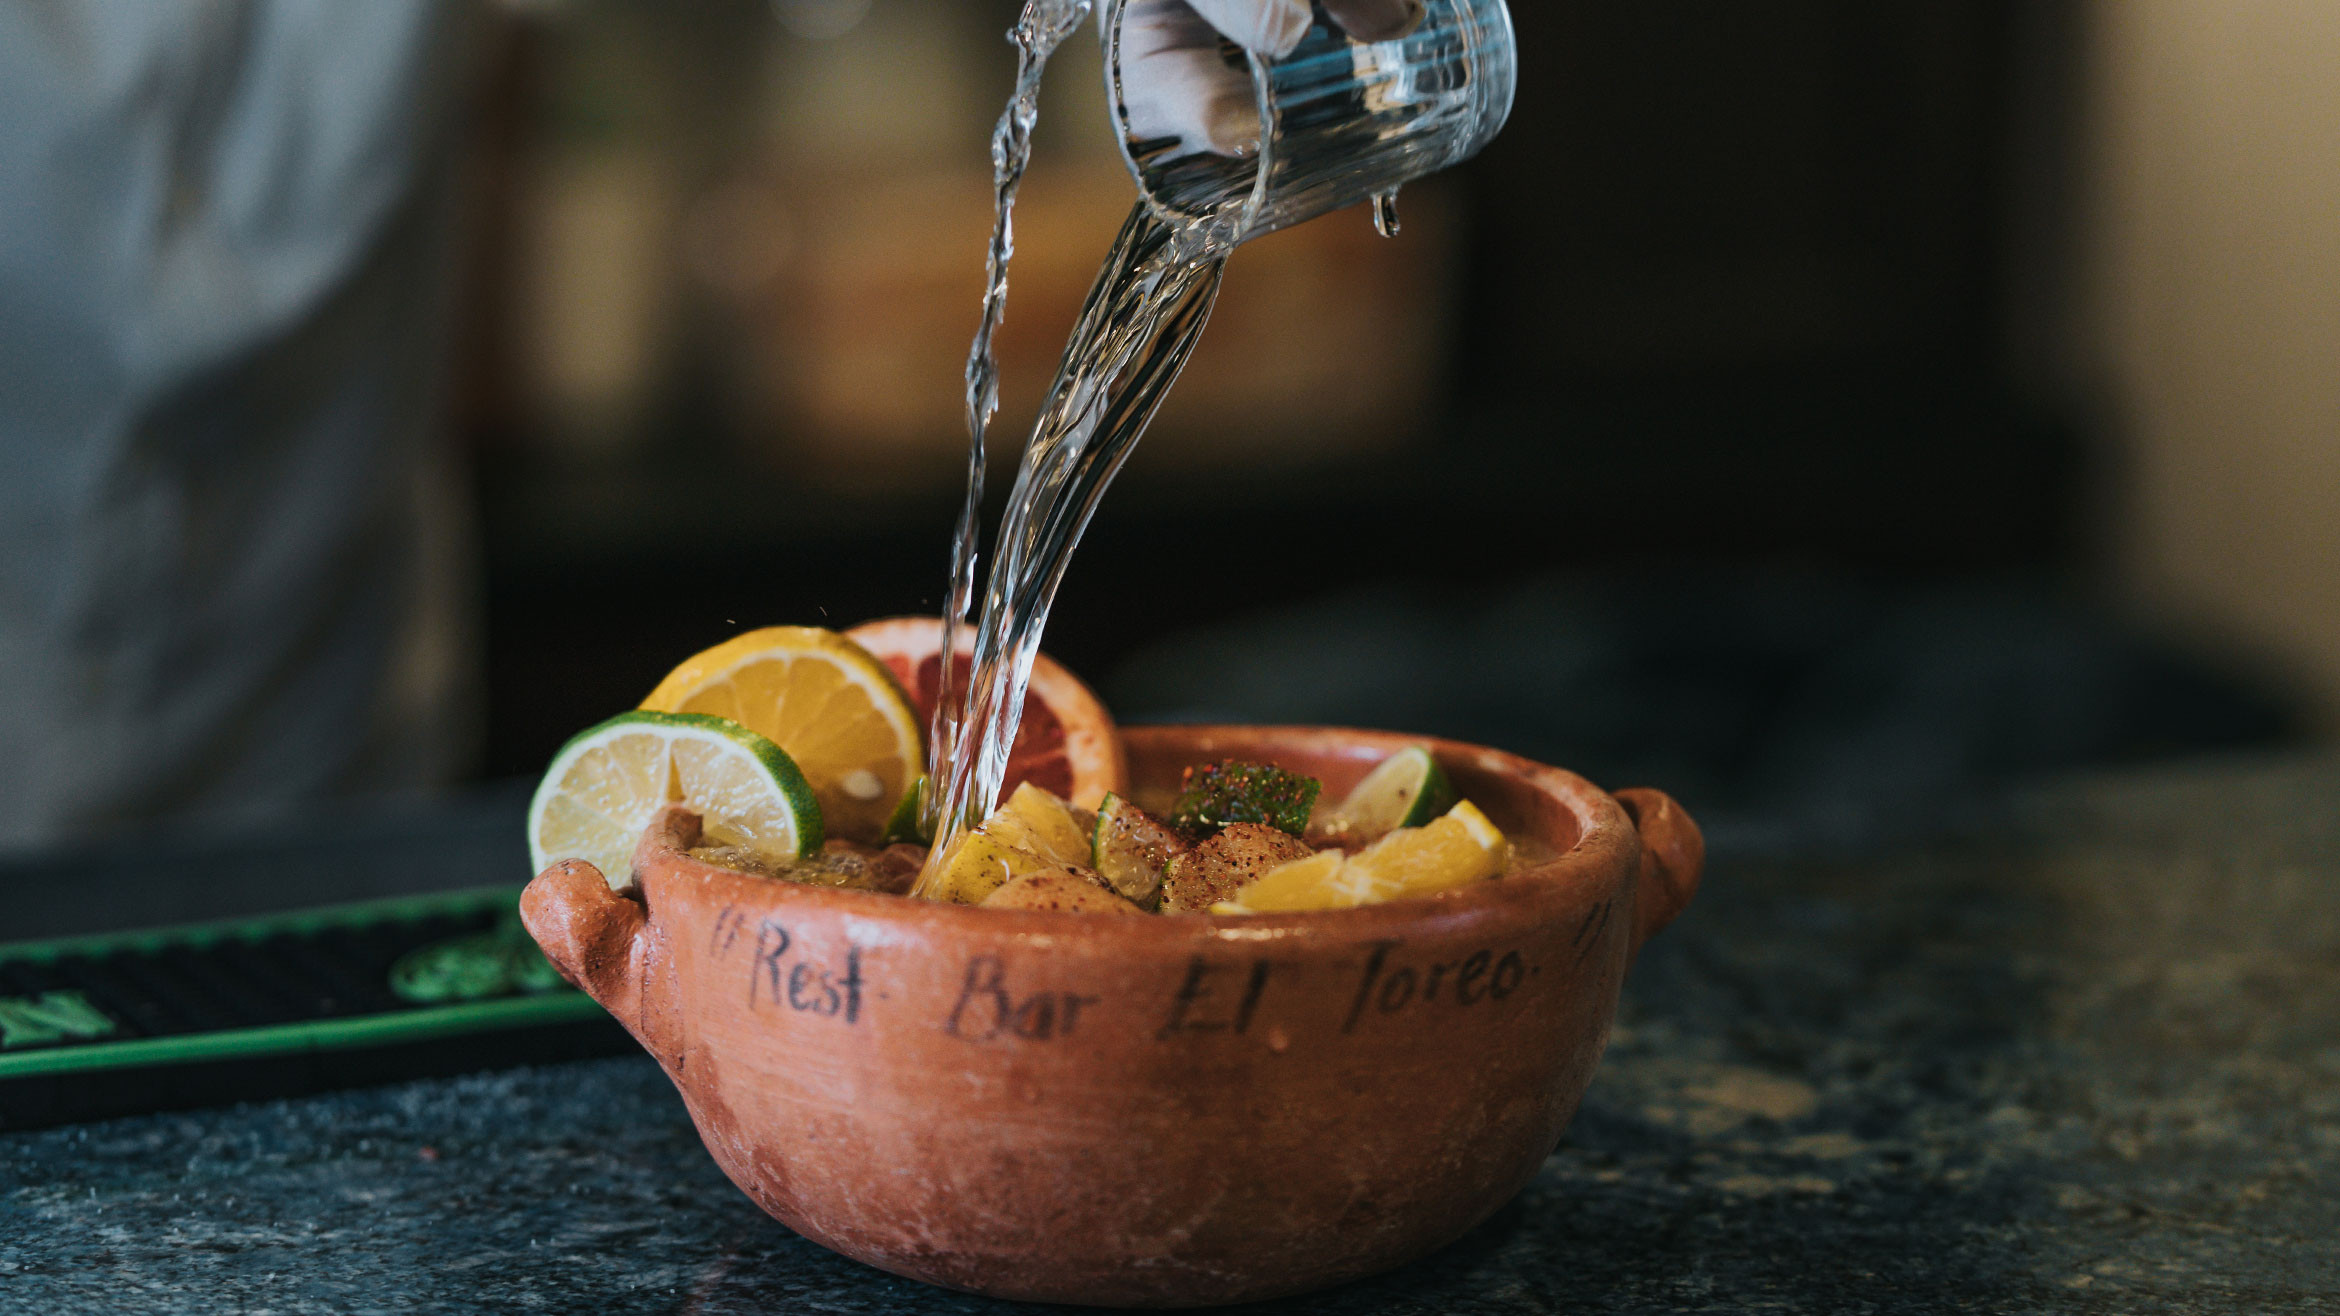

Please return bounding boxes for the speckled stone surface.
[5,755,2338,1313]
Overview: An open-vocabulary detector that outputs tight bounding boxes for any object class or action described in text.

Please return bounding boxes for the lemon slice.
[642,626,923,843]
[1349,799,1508,898]
[1325,746,1455,843]
[528,711,821,889]
[1215,800,1507,913]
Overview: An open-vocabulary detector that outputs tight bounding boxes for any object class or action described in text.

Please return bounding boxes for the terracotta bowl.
[521,725,1702,1307]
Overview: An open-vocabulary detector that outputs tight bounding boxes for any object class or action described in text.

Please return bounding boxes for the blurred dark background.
[456,0,2325,841]
[9,0,2328,858]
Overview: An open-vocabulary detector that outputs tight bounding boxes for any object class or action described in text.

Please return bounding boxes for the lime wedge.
[1326,746,1454,843]
[882,775,931,845]
[528,711,822,889]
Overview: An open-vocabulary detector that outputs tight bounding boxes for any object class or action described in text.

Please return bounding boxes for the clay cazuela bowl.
[521,724,1702,1307]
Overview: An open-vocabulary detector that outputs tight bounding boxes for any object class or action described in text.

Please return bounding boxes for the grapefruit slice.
[846,616,1126,809]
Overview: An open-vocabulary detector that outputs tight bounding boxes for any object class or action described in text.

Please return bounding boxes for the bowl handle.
[521,859,667,1057]
[1614,787,1704,952]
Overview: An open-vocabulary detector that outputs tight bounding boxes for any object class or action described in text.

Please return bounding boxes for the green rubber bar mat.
[0,887,630,1129]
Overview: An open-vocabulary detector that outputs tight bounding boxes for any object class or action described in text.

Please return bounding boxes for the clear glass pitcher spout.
[1104,0,1517,248]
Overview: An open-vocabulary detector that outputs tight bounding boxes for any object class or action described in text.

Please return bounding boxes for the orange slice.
[845,616,1126,809]
[641,626,922,843]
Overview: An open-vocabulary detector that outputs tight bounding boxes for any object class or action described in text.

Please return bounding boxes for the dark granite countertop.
[5,754,2338,1313]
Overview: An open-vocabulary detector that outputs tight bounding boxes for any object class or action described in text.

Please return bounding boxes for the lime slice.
[528,711,822,889]
[1326,746,1455,843]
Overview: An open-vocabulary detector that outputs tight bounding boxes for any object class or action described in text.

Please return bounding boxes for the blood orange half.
[845,617,1127,809]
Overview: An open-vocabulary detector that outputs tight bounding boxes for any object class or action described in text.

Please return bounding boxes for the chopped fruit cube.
[1090,793,1187,910]
[859,842,929,896]
[922,782,1097,904]
[985,782,1095,869]
[981,867,1146,914]
[928,832,1040,905]
[689,837,928,894]
[1161,822,1315,912]
[1210,849,1348,913]
[1170,760,1321,836]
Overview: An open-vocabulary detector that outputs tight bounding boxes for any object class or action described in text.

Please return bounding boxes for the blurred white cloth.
[0,1,484,849]
[1117,0,1424,156]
